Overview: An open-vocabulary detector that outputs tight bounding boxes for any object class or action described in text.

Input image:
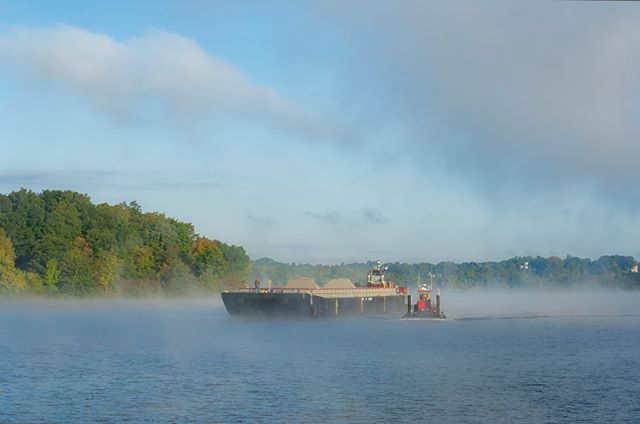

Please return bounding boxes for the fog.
[2,289,637,321]
[442,289,639,320]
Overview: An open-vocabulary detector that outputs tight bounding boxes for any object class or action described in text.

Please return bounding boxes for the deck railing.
[237,286,407,295]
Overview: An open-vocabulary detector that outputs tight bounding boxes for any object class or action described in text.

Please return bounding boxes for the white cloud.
[0,24,331,138]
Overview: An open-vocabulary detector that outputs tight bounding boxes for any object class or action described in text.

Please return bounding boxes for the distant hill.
[253,257,280,266]
[251,256,640,290]
[0,189,250,296]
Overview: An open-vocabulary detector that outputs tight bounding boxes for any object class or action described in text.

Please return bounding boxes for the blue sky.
[1,1,639,264]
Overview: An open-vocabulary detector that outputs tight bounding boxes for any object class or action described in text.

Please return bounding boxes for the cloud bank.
[0,24,330,138]
[326,1,640,202]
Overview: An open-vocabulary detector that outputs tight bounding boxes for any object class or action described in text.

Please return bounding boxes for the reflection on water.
[1,291,639,423]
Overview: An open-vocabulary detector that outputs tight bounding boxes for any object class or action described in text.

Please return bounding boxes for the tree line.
[0,189,250,296]
[252,255,640,290]
[2,188,638,296]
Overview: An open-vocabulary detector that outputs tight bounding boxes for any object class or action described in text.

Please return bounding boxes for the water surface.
[1,292,639,423]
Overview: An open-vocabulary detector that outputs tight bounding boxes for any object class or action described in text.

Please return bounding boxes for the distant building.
[631,265,638,273]
[520,261,529,271]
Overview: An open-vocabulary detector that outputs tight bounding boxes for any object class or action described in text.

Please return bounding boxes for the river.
[1,291,638,423]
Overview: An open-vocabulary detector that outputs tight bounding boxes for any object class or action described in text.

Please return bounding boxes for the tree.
[132,245,155,279]
[0,230,25,292]
[0,189,45,268]
[32,195,84,272]
[86,203,131,252]
[60,236,95,294]
[169,218,195,257]
[0,189,254,296]
[219,243,251,287]
[44,259,61,290]
[190,237,226,278]
[95,251,120,292]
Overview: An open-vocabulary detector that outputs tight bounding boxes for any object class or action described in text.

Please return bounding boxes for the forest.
[0,189,250,295]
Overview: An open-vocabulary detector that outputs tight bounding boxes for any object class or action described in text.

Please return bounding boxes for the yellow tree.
[60,236,95,294]
[190,238,226,277]
[0,229,25,292]
[132,245,154,278]
[44,259,61,289]
[95,251,120,292]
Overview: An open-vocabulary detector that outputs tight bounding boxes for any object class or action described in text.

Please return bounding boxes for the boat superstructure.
[403,281,446,319]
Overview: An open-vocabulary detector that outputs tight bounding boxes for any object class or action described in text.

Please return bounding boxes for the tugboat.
[403,282,446,319]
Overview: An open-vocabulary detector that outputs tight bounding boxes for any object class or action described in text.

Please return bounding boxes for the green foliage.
[169,218,195,256]
[0,189,251,296]
[133,245,155,279]
[191,238,225,277]
[60,236,96,295]
[24,271,44,294]
[0,189,45,268]
[220,244,251,288]
[44,259,61,290]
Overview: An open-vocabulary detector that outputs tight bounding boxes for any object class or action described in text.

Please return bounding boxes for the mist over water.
[444,290,638,320]
[1,291,639,423]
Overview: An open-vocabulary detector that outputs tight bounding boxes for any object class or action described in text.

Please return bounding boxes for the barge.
[222,261,409,318]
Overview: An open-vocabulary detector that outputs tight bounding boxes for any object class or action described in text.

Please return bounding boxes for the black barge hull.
[222,292,405,318]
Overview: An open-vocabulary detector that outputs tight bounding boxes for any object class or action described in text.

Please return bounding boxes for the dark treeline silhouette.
[0,189,250,295]
[252,256,640,290]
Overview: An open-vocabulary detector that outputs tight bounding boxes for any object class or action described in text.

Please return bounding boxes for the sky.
[0,1,639,264]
